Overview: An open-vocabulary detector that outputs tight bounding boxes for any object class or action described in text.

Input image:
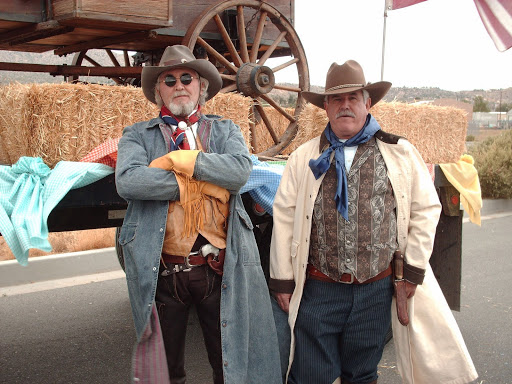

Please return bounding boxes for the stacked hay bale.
[0,83,252,167]
[294,102,468,164]
[0,82,467,166]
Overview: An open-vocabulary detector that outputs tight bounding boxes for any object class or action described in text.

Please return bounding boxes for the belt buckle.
[184,250,200,269]
[340,273,355,284]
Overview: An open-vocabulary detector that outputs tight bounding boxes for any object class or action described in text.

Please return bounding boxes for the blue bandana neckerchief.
[308,114,381,221]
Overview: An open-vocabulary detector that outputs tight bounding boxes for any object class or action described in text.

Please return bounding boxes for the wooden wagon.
[0,0,309,156]
[0,1,463,314]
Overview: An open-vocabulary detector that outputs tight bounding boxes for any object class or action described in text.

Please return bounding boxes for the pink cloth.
[132,303,170,383]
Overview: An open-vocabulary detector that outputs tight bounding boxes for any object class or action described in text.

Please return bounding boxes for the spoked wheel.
[183,0,309,156]
[69,48,140,86]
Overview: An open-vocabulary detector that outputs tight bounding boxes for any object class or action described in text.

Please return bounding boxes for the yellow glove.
[148,150,200,177]
[199,181,230,204]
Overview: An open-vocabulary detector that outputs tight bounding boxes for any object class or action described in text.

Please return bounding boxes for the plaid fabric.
[0,157,113,265]
[80,137,119,168]
[132,303,170,384]
[240,155,284,216]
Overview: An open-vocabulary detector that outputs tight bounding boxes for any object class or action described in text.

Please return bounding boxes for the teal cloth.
[0,157,114,266]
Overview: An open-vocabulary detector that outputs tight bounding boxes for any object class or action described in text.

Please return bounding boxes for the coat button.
[221,320,227,327]
[160,228,164,232]
[224,361,228,367]
[153,267,157,271]
[222,284,227,289]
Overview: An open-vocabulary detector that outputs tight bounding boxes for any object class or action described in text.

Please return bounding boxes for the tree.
[496,102,512,112]
[473,96,490,112]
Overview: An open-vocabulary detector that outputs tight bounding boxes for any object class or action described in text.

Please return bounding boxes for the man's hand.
[275,293,292,313]
[405,281,417,298]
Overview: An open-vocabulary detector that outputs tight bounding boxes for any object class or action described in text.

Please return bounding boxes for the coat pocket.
[290,239,300,258]
[118,223,137,280]
[118,223,137,245]
[235,208,260,266]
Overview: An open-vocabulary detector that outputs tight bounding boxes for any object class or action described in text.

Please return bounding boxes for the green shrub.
[466,134,475,142]
[469,130,512,199]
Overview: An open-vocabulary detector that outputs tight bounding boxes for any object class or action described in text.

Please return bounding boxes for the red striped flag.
[473,0,512,51]
[385,0,428,10]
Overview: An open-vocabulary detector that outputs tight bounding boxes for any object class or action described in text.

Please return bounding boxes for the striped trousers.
[289,276,393,384]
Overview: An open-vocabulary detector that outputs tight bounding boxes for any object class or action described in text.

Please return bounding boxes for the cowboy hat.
[302,60,391,108]
[141,45,222,104]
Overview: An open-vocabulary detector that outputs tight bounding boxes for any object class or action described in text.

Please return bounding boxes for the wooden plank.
[54,30,157,55]
[0,21,74,46]
[0,1,44,23]
[0,61,142,77]
[52,0,173,29]
[431,211,462,311]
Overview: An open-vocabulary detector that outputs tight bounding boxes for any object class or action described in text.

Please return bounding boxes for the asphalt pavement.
[1,199,511,384]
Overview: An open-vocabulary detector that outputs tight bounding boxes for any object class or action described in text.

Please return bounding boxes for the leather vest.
[159,118,229,256]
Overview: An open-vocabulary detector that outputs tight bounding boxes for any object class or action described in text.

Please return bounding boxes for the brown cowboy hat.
[302,60,391,109]
[141,45,222,104]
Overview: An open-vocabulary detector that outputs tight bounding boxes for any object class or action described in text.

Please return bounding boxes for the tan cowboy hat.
[302,60,391,108]
[142,45,222,104]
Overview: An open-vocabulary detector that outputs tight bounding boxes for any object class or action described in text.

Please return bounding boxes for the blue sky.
[272,0,512,91]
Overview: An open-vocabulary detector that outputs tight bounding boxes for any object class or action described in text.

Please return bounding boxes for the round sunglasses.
[161,73,197,87]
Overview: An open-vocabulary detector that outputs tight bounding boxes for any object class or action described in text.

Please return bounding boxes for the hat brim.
[302,81,392,109]
[142,59,222,104]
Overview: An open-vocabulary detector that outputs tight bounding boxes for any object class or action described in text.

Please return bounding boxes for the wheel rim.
[69,49,139,86]
[183,0,310,156]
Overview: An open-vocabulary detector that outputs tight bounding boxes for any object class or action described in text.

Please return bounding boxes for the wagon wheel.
[183,0,309,156]
[69,49,139,86]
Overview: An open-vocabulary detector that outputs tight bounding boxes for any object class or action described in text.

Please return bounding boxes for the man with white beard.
[116,45,281,384]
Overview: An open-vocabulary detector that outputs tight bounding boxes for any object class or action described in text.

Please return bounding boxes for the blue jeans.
[289,276,393,384]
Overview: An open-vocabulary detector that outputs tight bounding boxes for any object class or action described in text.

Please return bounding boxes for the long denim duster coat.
[116,115,281,384]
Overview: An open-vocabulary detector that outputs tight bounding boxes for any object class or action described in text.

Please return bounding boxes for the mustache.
[335,109,355,118]
[172,91,190,99]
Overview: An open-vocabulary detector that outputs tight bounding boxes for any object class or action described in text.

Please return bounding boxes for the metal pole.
[499,89,502,128]
[381,3,389,81]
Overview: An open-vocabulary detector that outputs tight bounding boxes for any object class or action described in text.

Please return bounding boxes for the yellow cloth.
[439,155,482,226]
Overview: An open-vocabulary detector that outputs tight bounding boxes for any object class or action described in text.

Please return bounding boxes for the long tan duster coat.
[270,131,478,384]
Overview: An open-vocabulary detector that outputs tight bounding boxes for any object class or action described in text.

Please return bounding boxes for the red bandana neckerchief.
[160,105,201,151]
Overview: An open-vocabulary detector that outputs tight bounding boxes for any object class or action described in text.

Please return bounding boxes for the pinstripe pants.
[289,276,393,384]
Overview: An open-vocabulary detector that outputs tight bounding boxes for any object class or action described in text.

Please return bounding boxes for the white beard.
[167,99,196,117]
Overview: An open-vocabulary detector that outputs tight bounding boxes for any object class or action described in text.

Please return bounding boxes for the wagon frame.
[0,0,464,313]
[0,0,310,156]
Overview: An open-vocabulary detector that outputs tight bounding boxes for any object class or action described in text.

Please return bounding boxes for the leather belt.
[161,251,208,268]
[307,264,392,285]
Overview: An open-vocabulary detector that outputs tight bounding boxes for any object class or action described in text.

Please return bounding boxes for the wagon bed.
[0,0,309,156]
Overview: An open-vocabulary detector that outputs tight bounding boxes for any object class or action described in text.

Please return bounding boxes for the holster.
[392,250,410,326]
[206,249,226,276]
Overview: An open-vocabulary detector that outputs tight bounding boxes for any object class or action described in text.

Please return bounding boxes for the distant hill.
[1,50,510,109]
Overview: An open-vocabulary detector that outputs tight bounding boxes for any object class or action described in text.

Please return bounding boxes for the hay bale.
[0,83,33,165]
[202,92,253,151]
[0,83,254,167]
[252,106,295,153]
[295,102,467,164]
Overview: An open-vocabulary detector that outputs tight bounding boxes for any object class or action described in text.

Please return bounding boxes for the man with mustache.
[269,60,477,384]
[116,45,281,384]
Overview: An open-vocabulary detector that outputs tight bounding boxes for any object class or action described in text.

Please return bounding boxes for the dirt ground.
[0,228,116,262]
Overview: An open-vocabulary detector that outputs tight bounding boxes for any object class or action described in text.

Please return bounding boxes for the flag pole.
[381,1,389,81]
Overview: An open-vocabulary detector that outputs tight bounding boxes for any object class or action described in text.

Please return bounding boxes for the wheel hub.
[236,63,275,97]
